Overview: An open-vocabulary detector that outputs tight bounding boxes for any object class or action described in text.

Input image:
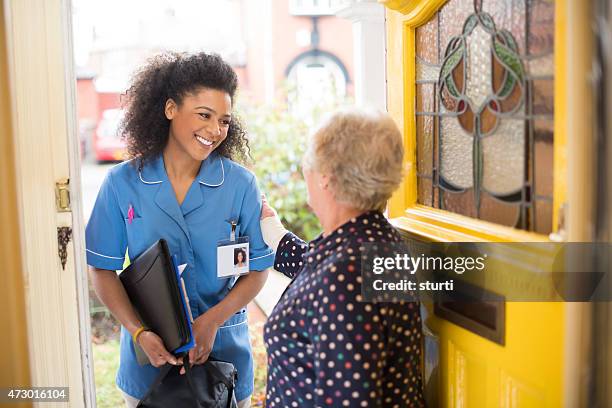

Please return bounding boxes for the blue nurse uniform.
[85,152,274,401]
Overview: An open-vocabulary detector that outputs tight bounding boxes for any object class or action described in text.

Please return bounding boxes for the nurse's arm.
[88,267,179,367]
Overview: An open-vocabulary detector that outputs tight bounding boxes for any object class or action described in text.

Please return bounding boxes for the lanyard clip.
[230,220,237,242]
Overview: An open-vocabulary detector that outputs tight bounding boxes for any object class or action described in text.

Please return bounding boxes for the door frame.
[4,0,95,406]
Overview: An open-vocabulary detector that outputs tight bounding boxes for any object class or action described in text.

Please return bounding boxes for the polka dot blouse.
[264,211,425,407]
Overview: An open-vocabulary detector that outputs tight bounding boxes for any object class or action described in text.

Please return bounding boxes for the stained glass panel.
[442,189,476,218]
[416,15,439,65]
[416,115,434,175]
[439,116,473,190]
[527,0,555,56]
[418,177,433,207]
[442,189,522,227]
[416,83,435,113]
[439,0,474,58]
[535,200,553,234]
[527,54,553,77]
[481,119,525,197]
[534,120,554,197]
[415,0,555,234]
[480,195,522,227]
[416,60,440,82]
[482,0,527,55]
[532,79,554,115]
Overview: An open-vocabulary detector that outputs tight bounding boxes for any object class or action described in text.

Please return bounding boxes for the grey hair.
[302,108,405,211]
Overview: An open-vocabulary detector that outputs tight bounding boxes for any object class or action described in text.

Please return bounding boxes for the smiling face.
[164,88,232,162]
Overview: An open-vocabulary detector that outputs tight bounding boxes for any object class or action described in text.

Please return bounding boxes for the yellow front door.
[381,0,594,406]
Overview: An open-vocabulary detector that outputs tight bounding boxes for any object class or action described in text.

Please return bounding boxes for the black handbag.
[137,354,238,408]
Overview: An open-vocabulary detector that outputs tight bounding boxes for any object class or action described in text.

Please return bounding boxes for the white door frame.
[4,0,95,406]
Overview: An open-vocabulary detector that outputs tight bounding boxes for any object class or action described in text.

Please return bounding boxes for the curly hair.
[120,52,250,168]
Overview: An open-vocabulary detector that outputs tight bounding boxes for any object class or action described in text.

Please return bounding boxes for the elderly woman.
[260,109,425,407]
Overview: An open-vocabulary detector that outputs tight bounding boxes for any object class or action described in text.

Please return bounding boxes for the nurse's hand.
[181,312,219,374]
[138,331,179,367]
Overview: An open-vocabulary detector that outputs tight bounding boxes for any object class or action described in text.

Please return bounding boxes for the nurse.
[86,52,274,408]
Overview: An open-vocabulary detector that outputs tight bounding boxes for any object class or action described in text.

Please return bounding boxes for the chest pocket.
[124,217,150,260]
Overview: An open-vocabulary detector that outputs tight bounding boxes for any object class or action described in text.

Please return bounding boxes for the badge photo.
[217,236,249,279]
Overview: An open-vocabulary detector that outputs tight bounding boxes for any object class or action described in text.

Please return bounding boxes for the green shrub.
[244,104,322,241]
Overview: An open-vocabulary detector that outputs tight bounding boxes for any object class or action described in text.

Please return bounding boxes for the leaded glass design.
[415,0,555,234]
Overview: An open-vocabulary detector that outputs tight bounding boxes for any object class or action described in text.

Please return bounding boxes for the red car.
[94,109,127,163]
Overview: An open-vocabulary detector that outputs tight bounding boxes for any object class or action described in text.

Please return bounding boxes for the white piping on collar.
[138,170,163,184]
[198,159,225,187]
[138,157,224,186]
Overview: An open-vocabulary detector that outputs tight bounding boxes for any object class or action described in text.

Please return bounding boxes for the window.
[414,0,555,234]
[286,52,348,119]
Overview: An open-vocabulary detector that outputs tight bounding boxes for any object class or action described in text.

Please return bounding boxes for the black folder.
[119,239,192,358]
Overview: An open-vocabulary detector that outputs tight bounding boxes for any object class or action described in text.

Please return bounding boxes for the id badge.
[217,226,250,279]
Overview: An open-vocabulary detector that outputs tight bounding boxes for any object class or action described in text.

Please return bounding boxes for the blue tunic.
[85,152,274,401]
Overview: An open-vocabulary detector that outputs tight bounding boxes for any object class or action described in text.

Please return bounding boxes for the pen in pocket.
[128,204,134,224]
